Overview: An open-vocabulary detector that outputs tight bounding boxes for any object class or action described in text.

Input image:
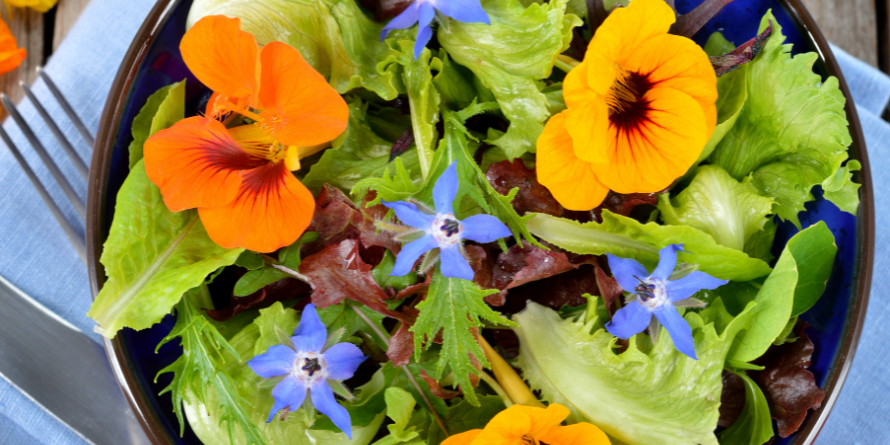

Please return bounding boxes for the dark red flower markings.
[607,70,655,135]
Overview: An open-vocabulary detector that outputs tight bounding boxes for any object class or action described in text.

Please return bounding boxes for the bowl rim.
[86,0,875,443]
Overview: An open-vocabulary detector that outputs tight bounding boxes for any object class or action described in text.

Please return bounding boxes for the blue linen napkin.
[0,1,886,443]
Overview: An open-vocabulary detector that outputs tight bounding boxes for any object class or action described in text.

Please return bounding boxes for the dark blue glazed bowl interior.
[99,1,864,443]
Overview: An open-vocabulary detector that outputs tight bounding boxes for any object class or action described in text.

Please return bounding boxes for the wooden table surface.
[0,0,883,113]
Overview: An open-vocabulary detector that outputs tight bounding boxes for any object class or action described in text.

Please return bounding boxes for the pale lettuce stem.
[554,55,581,74]
[478,371,514,408]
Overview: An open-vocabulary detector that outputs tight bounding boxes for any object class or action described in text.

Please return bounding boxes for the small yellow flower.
[442,404,611,445]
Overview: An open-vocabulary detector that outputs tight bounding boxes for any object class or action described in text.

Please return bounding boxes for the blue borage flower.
[380,0,491,59]
[247,304,366,438]
[383,162,511,281]
[605,245,728,360]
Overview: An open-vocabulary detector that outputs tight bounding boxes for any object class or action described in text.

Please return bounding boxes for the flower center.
[605,67,653,132]
[294,352,326,384]
[432,214,462,246]
[634,276,668,310]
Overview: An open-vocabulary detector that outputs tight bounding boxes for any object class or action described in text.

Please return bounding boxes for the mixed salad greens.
[87,0,858,444]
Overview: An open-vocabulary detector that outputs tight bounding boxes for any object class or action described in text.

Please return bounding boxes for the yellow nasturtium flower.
[536,0,717,210]
[442,404,611,445]
[4,0,57,13]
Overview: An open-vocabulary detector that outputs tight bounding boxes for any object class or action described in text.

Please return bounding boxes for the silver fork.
[0,69,150,445]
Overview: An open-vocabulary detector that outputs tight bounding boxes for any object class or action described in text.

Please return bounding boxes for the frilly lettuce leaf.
[182,302,386,445]
[708,11,857,227]
[696,33,748,163]
[437,0,581,159]
[87,160,243,338]
[514,298,756,445]
[303,98,422,195]
[526,211,772,281]
[658,165,775,252]
[187,0,401,100]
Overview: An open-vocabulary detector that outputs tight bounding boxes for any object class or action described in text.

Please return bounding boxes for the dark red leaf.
[465,244,507,306]
[420,370,462,400]
[563,28,589,61]
[387,323,415,366]
[752,322,825,438]
[300,239,414,326]
[592,190,660,222]
[490,329,521,360]
[587,0,609,30]
[493,243,592,291]
[357,0,413,21]
[502,266,600,313]
[710,22,773,76]
[671,0,738,38]
[303,185,400,260]
[205,272,311,322]
[594,264,622,315]
[390,129,415,162]
[485,160,568,217]
[718,370,746,428]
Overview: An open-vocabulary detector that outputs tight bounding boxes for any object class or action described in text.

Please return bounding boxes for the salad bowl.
[87,0,873,444]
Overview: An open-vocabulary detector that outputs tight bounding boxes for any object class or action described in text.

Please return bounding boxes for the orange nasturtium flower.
[536,0,717,210]
[3,0,57,14]
[0,17,25,75]
[442,403,610,445]
[144,15,348,253]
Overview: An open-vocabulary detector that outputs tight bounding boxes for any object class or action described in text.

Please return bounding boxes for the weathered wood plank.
[800,0,878,67]
[53,0,92,51]
[0,8,43,118]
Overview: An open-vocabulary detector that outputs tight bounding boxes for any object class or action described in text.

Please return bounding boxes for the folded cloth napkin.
[0,1,887,443]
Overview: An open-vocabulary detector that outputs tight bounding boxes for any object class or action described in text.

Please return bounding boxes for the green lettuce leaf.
[526,211,772,281]
[438,0,581,159]
[718,371,774,445]
[658,165,775,252]
[128,80,185,169]
[515,298,756,445]
[372,388,423,445]
[232,232,316,297]
[708,11,856,226]
[187,0,401,100]
[785,221,837,316]
[182,302,386,445]
[87,160,243,338]
[303,98,422,195]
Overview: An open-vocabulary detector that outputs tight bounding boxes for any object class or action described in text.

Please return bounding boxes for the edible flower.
[247,304,366,438]
[536,0,717,210]
[144,15,348,253]
[380,0,490,60]
[384,162,511,281]
[3,0,56,13]
[606,244,728,359]
[441,403,611,445]
[0,17,25,75]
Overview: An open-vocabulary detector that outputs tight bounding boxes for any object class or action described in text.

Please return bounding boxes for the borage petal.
[460,214,511,244]
[268,376,307,423]
[433,162,459,215]
[413,3,436,60]
[435,0,491,25]
[666,271,728,302]
[198,161,314,253]
[381,2,420,39]
[653,305,696,359]
[293,303,327,353]
[258,42,349,147]
[439,245,475,281]
[311,380,353,439]
[536,112,610,211]
[606,302,651,339]
[391,234,438,277]
[323,343,366,381]
[606,253,650,293]
[181,15,258,105]
[144,117,262,212]
[247,344,297,379]
[651,244,684,281]
[383,200,436,230]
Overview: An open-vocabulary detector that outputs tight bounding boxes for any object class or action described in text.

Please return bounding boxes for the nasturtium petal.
[536,112,609,211]
[257,42,349,147]
[181,15,258,105]
[515,298,756,445]
[708,11,856,226]
[587,0,675,64]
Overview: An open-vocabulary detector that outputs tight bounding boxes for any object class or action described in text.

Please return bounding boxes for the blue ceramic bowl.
[87,1,874,443]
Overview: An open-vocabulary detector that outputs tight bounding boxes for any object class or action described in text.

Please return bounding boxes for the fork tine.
[0,125,87,264]
[21,82,89,181]
[0,93,86,220]
[37,68,94,148]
